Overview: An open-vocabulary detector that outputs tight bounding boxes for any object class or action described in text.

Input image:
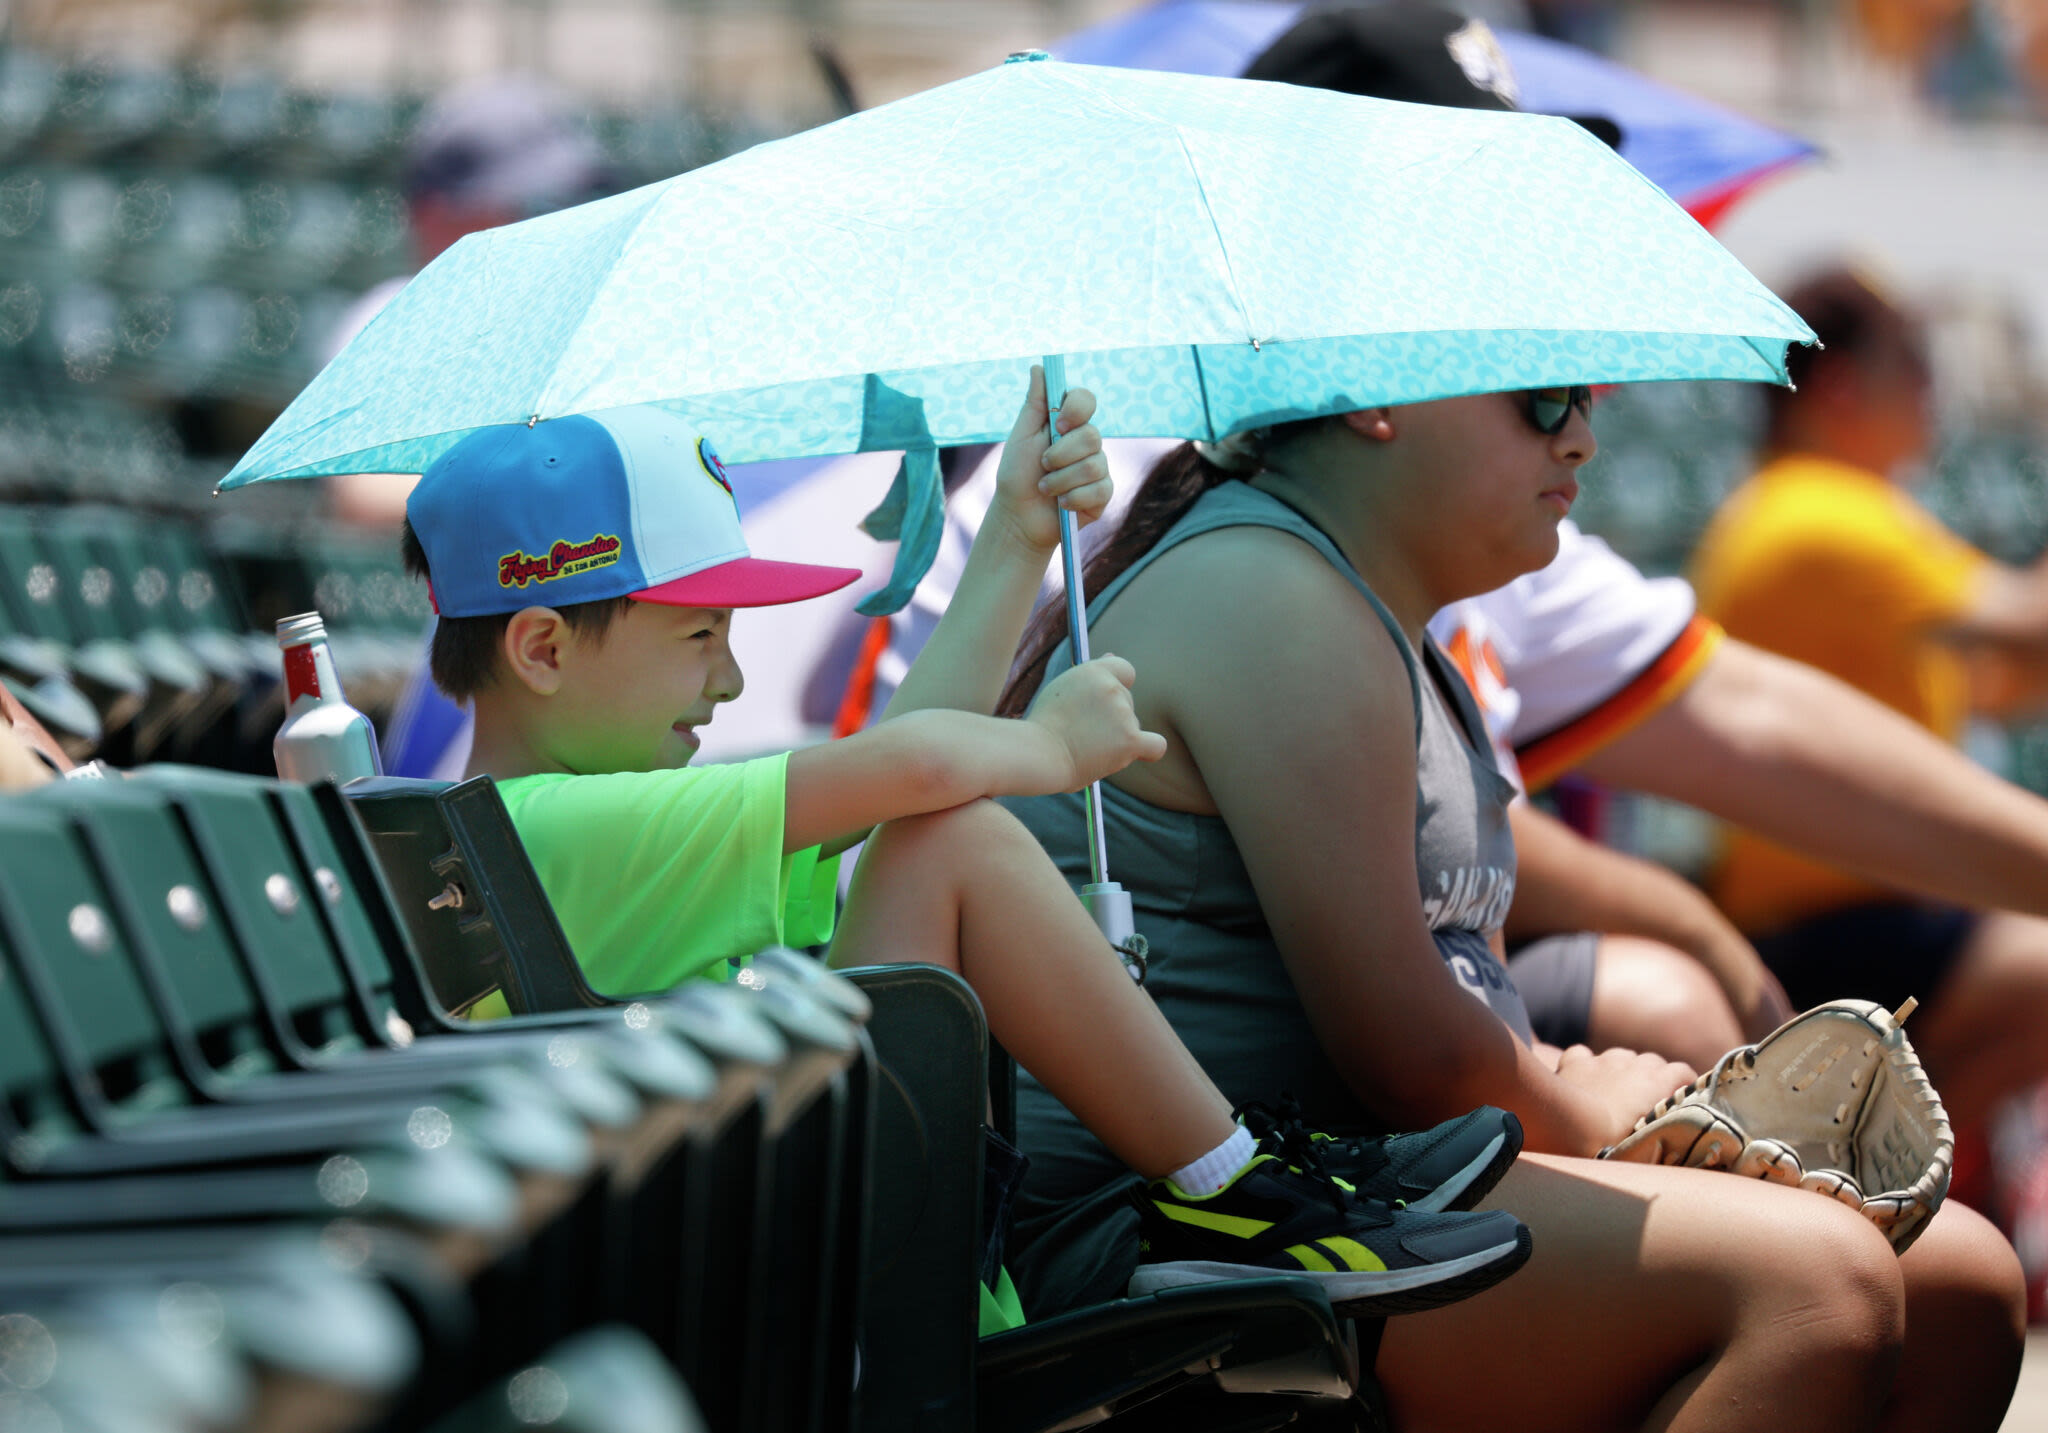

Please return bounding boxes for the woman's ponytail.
[998,442,1243,717]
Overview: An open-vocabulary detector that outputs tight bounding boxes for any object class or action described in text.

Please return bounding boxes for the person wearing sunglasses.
[1525,384,1592,434]
[989,374,2020,1430]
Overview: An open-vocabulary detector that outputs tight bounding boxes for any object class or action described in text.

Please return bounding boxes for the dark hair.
[998,418,1330,716]
[399,518,633,702]
[1767,267,1926,444]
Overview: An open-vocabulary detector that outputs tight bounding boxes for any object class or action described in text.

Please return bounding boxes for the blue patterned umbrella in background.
[1053,0,1818,226]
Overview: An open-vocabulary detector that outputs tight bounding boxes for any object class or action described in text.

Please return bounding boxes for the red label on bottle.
[284,644,321,703]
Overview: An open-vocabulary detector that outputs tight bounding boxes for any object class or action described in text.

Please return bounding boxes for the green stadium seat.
[841,962,1379,1433]
[426,1325,708,1433]
[339,773,869,1433]
[0,505,146,735]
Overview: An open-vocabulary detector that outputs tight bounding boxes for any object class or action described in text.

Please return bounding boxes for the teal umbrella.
[222,51,1806,495]
[220,51,1810,956]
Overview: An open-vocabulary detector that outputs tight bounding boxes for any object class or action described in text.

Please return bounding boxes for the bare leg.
[1377,1155,1903,1433]
[827,800,1234,1177]
[1585,936,1747,1071]
[1880,1201,2025,1432]
[1911,911,2048,1128]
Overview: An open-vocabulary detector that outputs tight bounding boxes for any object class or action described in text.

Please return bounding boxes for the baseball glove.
[1600,998,1952,1252]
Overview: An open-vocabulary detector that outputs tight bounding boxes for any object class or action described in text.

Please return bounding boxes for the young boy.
[400,374,1530,1313]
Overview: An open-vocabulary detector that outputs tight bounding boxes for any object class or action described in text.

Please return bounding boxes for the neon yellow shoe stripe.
[1315,1237,1388,1273]
[1288,1244,1336,1273]
[1154,1203,1274,1239]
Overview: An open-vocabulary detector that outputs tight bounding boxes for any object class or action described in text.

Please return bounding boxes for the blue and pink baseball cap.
[407,408,860,618]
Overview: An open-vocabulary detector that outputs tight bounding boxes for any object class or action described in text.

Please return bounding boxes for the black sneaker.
[1128,1133,1531,1316]
[1279,1103,1523,1213]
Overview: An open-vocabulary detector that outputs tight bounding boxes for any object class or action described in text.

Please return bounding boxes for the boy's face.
[549,602,743,774]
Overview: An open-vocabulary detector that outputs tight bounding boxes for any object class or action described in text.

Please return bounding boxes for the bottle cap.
[276,612,328,648]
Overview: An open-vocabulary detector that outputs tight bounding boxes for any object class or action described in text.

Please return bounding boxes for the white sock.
[1169,1125,1256,1196]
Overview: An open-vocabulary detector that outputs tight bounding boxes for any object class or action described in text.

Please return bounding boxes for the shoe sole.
[1126,1224,1533,1317]
[1408,1123,1519,1214]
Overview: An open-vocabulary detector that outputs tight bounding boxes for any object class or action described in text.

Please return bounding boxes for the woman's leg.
[1880,1200,2025,1432]
[1584,935,1748,1071]
[827,799,1235,1178]
[1910,910,2048,1128]
[1377,1154,1904,1433]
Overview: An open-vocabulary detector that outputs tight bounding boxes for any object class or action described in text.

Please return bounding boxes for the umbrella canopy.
[1052,0,1817,224]
[219,53,1807,493]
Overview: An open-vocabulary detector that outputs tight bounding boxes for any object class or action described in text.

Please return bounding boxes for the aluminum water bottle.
[273,612,382,784]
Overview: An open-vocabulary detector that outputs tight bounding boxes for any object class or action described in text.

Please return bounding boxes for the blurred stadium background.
[2,0,2046,787]
[7,0,2048,1424]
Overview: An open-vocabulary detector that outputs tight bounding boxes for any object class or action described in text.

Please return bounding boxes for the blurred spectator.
[324,76,611,528]
[0,682,68,788]
[1691,264,2048,1127]
[1854,0,2048,114]
[1525,0,1622,54]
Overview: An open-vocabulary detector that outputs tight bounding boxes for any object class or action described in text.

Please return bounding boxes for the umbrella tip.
[1005,49,1051,64]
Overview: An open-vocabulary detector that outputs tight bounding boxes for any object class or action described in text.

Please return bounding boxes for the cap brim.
[631,556,862,609]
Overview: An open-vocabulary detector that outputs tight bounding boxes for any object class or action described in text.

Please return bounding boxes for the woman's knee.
[1587,936,1744,1067]
[1899,1202,2027,1350]
[1635,1162,1908,1357]
[1382,1168,1904,1430]
[1796,1203,1908,1355]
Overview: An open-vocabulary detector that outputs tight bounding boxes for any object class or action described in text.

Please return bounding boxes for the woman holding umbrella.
[996,387,2025,1430]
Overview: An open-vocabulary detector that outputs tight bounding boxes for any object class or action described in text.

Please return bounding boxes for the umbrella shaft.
[1045,354,1110,890]
[1058,506,1092,666]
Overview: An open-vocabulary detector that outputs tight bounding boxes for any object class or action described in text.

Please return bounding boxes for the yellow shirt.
[1691,453,1989,932]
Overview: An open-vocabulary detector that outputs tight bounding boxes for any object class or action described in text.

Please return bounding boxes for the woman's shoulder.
[1119,523,1410,681]
[1142,519,1364,601]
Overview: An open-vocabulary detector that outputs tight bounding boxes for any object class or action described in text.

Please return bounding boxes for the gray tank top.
[1002,479,1525,1315]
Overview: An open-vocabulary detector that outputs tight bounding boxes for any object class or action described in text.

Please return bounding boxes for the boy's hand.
[1026,655,1168,790]
[990,366,1112,557]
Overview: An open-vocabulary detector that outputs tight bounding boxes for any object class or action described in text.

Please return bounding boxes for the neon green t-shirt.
[494,754,839,999]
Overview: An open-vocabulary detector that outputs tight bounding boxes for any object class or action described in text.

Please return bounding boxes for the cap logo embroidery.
[697,437,735,505]
[1445,19,1517,107]
[498,533,623,589]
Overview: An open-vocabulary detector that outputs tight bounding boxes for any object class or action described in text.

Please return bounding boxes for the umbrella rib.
[1167,125,1256,343]
[1744,331,1795,378]
[1191,343,1217,442]
[526,188,676,420]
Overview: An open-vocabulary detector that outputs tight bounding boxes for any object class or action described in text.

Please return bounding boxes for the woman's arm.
[879,369,1110,722]
[1123,528,1685,1155]
[0,718,55,792]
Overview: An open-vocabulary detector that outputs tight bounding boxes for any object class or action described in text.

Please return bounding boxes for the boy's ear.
[1338,407,1396,443]
[502,607,570,695]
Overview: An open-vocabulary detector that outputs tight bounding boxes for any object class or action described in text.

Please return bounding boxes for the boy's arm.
[878,368,1110,722]
[785,656,1164,854]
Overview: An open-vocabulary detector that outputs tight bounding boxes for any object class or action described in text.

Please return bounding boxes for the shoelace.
[1233,1097,1351,1217]
[1258,1095,1392,1174]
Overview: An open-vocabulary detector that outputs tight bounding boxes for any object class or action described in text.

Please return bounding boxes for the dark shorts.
[1751,901,1977,1014]
[1507,931,1600,1048]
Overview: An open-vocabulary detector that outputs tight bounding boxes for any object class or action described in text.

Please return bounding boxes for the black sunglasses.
[1525,385,1593,435]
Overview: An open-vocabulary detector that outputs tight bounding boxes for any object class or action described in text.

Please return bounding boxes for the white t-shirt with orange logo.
[1427,520,1719,792]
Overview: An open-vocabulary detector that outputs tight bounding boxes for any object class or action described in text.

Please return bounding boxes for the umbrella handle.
[1043,355,1145,984]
